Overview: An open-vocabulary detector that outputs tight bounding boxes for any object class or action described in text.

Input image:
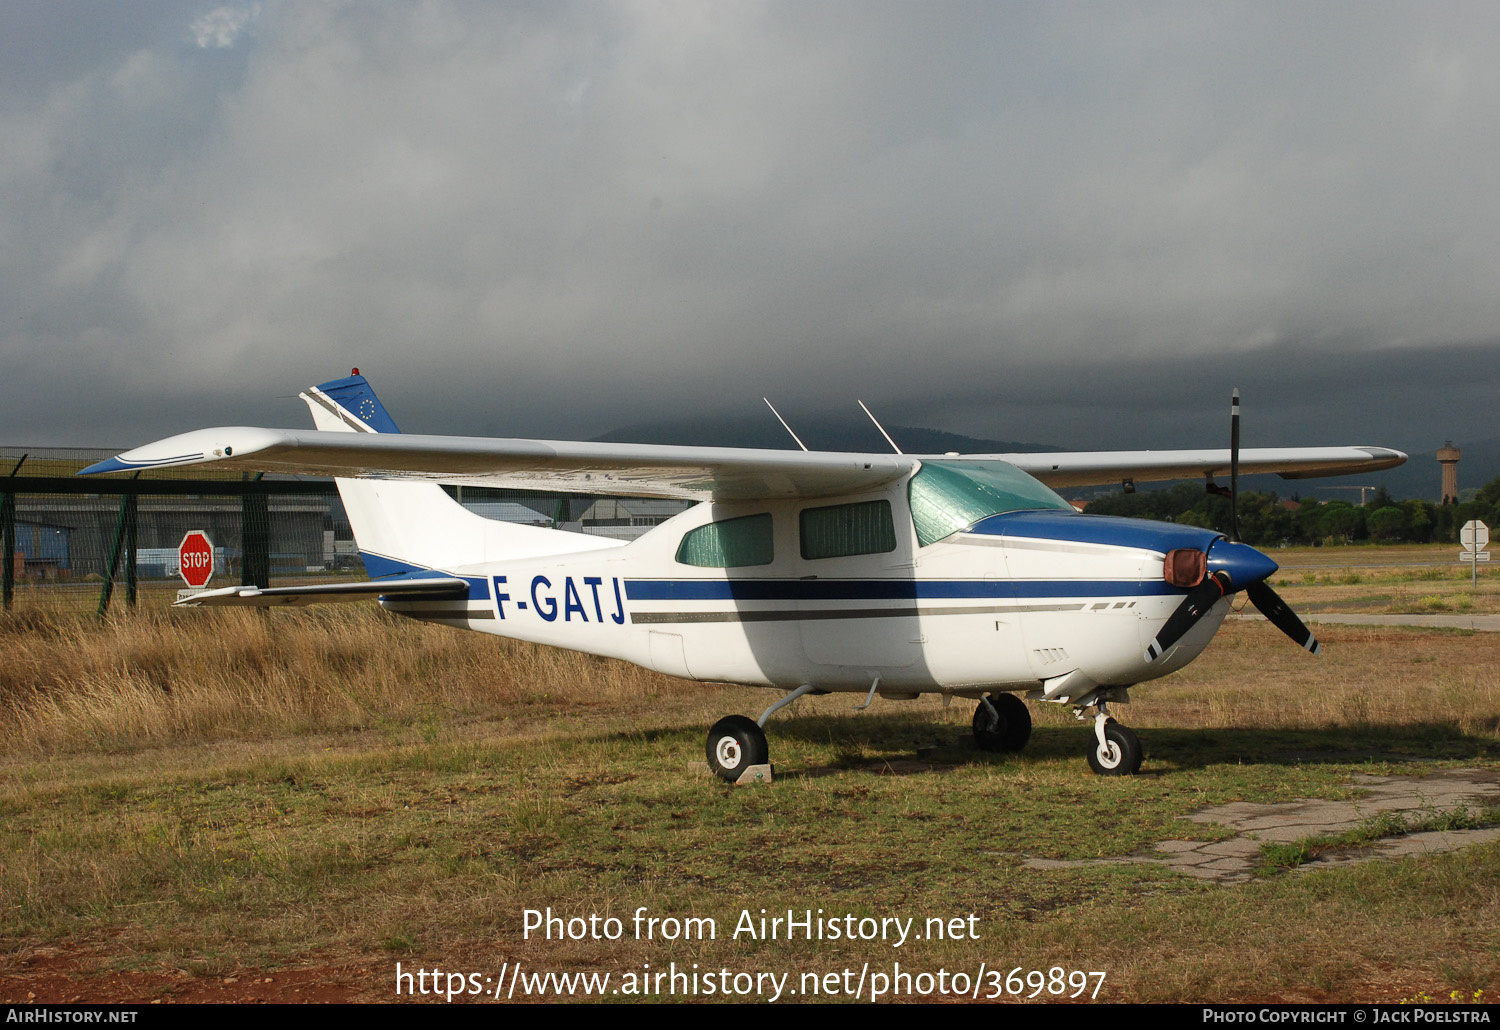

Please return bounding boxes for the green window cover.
[799,500,897,559]
[676,513,774,568]
[908,460,1075,546]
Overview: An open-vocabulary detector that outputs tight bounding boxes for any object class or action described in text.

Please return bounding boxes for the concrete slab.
[1021,768,1500,884]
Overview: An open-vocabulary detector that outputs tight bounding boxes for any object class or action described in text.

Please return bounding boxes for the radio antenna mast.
[858,400,904,454]
[762,398,809,452]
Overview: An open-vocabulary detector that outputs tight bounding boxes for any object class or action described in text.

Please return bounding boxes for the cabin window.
[799,500,897,559]
[676,513,774,568]
[908,459,1076,546]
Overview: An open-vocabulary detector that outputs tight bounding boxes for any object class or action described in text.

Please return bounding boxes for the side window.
[799,500,896,559]
[676,513,774,568]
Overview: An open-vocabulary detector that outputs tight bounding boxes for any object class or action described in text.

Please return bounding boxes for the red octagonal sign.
[178,531,215,588]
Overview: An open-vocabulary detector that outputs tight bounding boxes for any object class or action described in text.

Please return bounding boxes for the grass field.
[1269,543,1498,615]
[2,559,1498,1003]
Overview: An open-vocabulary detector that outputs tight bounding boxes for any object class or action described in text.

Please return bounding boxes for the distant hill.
[594,415,1061,455]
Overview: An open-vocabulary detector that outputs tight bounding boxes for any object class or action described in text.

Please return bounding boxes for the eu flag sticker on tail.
[312,371,401,434]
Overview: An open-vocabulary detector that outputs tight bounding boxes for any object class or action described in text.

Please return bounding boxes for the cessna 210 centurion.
[82,373,1406,780]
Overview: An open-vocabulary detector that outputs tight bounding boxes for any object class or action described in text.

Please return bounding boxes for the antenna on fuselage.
[763,398,809,452]
[857,400,904,455]
[1229,389,1241,542]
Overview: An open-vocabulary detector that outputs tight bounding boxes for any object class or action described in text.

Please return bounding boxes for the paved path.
[1230,612,1500,631]
[1024,768,1500,883]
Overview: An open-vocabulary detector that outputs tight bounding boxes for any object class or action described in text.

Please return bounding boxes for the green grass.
[1258,806,1500,875]
[3,607,1499,1002]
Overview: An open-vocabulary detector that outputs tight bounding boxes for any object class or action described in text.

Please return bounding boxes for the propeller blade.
[1145,571,1230,662]
[1245,580,1321,655]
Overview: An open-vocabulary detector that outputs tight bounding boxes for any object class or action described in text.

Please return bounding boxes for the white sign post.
[1460,520,1490,588]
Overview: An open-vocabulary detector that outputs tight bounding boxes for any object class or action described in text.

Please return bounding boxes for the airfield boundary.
[0,447,689,616]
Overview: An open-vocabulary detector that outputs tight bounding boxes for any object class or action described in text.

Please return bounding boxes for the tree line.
[1083,477,1500,547]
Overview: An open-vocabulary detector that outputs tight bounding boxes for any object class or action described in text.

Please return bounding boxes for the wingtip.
[77,457,136,476]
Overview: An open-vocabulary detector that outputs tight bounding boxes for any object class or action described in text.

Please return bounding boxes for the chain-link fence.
[1,448,691,614]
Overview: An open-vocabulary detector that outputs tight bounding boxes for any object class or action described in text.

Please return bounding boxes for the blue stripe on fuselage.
[968,510,1223,553]
[624,579,1177,601]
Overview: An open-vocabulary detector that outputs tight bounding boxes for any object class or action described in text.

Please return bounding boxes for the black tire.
[972,693,1032,753]
[706,715,769,782]
[1086,721,1143,776]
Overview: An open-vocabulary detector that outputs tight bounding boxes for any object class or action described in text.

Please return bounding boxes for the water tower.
[1437,441,1461,505]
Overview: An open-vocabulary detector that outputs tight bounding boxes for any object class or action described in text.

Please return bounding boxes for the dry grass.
[0,605,699,755]
[2,603,1498,1003]
[1133,621,1500,738]
[4,605,1498,758]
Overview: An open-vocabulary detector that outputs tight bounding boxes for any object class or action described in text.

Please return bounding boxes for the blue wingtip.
[78,457,136,476]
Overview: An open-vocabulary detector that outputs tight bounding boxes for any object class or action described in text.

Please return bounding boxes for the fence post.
[2,454,21,611]
[242,480,270,588]
[1,490,14,612]
[97,491,132,618]
[124,491,138,607]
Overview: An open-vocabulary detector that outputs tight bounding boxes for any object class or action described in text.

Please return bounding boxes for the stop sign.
[178,531,215,588]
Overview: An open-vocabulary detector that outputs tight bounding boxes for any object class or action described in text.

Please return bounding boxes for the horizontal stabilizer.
[176,575,470,608]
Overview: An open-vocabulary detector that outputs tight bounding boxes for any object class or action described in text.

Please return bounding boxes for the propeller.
[1143,390,1320,662]
[1245,580,1320,654]
[1144,548,1321,662]
[1145,571,1230,662]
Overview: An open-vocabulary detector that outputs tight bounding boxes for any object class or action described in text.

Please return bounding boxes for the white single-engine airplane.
[82,373,1406,780]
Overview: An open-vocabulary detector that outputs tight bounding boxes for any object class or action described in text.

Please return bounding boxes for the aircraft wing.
[176,573,472,608]
[81,428,1405,500]
[79,426,918,501]
[996,446,1408,489]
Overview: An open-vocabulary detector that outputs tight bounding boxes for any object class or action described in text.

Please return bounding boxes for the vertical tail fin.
[301,372,619,574]
[303,371,402,434]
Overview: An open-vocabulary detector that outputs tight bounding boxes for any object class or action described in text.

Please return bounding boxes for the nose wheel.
[1081,702,1142,776]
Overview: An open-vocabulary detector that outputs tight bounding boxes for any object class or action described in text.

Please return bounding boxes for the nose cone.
[1207,539,1279,591]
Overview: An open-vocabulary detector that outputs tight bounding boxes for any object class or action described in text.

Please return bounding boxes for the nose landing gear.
[1079,699,1142,776]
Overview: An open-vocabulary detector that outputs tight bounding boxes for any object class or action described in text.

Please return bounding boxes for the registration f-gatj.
[83,373,1406,780]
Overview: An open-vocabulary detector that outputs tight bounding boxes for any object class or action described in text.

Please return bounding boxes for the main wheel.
[706,716,769,782]
[972,693,1032,753]
[1086,721,1143,776]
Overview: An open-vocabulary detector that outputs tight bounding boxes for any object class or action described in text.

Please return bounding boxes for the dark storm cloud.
[1,2,1498,457]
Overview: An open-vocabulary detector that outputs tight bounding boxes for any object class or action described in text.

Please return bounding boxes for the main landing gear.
[971,692,1032,753]
[705,683,819,783]
[706,716,769,781]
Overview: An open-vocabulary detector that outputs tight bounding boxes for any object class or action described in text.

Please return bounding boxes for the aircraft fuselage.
[378,480,1251,700]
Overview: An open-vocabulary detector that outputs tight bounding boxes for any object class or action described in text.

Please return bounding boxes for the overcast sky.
[3,1,1498,456]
